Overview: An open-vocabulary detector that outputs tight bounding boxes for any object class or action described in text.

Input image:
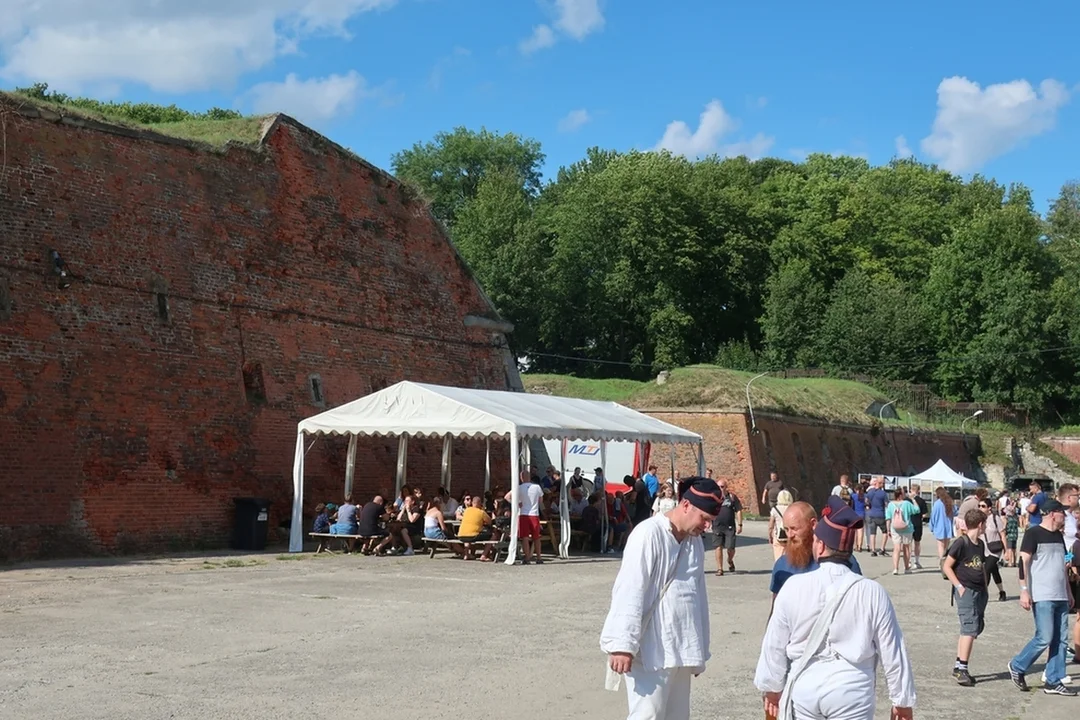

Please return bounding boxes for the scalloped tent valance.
[296,380,703,445]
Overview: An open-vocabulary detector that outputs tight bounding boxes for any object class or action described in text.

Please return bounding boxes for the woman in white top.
[423,497,464,556]
[651,484,677,516]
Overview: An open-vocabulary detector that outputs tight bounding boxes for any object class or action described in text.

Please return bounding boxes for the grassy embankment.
[522,365,1022,467]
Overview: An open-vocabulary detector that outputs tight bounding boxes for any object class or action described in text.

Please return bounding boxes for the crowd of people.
[600,471,1080,720]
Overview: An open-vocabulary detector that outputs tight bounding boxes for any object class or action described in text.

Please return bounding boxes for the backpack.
[772,506,788,542]
[892,502,909,531]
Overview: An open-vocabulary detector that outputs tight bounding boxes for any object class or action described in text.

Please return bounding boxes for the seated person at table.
[569,488,588,518]
[387,496,422,556]
[424,497,465,557]
[437,487,459,517]
[607,492,631,552]
[312,503,330,534]
[393,485,412,511]
[458,495,496,560]
[580,493,603,551]
[455,491,472,520]
[357,495,394,555]
[329,495,359,535]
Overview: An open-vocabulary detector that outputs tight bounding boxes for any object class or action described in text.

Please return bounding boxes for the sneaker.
[535,557,544,564]
[1041,672,1072,685]
[999,590,1008,602]
[403,548,414,556]
[1043,683,1079,696]
[953,667,976,686]
[904,567,912,574]
[1008,663,1030,692]
[892,569,899,575]
[914,560,923,569]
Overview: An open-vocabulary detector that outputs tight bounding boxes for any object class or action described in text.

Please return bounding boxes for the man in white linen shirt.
[754,500,916,720]
[600,476,720,720]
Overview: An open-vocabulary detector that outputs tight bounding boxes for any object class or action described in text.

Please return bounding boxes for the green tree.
[924,192,1057,406]
[452,168,544,351]
[759,258,826,368]
[814,268,934,381]
[390,127,544,226]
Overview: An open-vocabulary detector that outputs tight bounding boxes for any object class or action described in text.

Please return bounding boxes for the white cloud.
[519,24,556,54]
[920,76,1070,173]
[720,132,775,159]
[246,70,367,125]
[554,0,604,40]
[557,108,591,132]
[895,135,913,158]
[519,0,603,54]
[654,99,775,160]
[0,0,397,93]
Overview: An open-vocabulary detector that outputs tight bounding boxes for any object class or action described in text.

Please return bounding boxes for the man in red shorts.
[507,470,545,565]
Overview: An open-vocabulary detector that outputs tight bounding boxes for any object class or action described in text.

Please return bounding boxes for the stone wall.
[0,98,514,560]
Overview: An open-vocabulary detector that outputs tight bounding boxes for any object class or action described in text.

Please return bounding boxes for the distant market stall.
[288,381,705,564]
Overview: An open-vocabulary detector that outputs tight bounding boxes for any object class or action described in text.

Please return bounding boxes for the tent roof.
[910,459,978,489]
[296,381,702,444]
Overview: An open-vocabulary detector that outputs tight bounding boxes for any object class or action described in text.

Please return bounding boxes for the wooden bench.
[308,532,383,554]
[421,537,501,560]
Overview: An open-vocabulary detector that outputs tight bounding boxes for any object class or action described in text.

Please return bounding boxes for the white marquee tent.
[909,459,979,492]
[288,381,705,564]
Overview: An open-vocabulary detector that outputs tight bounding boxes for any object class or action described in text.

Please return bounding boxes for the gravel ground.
[0,522,1076,720]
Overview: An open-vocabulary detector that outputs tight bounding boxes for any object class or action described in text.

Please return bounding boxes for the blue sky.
[3,0,1077,213]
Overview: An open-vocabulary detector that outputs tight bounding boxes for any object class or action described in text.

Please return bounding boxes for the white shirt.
[519,482,543,516]
[998,494,1010,512]
[599,515,710,672]
[1066,513,1078,550]
[831,484,850,497]
[569,497,589,516]
[755,562,916,708]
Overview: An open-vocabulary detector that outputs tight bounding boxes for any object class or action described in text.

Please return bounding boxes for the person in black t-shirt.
[910,484,929,570]
[943,508,989,687]
[711,480,743,575]
[357,495,394,555]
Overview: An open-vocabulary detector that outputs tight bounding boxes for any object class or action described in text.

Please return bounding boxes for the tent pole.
[599,440,609,553]
[441,434,452,493]
[697,441,705,476]
[484,437,491,492]
[344,434,357,498]
[505,433,521,566]
[559,438,569,559]
[288,431,306,552]
[396,435,408,495]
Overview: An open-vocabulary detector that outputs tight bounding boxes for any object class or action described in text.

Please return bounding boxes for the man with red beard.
[769,498,862,614]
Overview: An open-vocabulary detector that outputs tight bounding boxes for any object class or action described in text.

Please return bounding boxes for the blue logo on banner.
[568,443,601,456]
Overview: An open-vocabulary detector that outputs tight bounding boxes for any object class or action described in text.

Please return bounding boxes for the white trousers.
[624,666,693,720]
[789,657,875,720]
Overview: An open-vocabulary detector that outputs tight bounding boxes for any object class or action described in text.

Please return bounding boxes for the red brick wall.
[0,100,513,560]
[1044,437,1080,466]
[646,411,976,515]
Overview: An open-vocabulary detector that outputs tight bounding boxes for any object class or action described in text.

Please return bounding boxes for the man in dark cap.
[600,476,719,719]
[1008,498,1077,695]
[755,501,916,720]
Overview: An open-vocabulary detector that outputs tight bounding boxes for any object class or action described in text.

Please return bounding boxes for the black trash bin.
[232,497,270,551]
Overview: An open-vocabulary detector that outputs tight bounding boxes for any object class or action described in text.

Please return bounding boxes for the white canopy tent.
[288,381,704,564]
[909,459,979,493]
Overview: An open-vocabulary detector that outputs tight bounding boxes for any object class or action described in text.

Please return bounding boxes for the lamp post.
[961,409,984,435]
[879,399,898,423]
[745,371,769,434]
